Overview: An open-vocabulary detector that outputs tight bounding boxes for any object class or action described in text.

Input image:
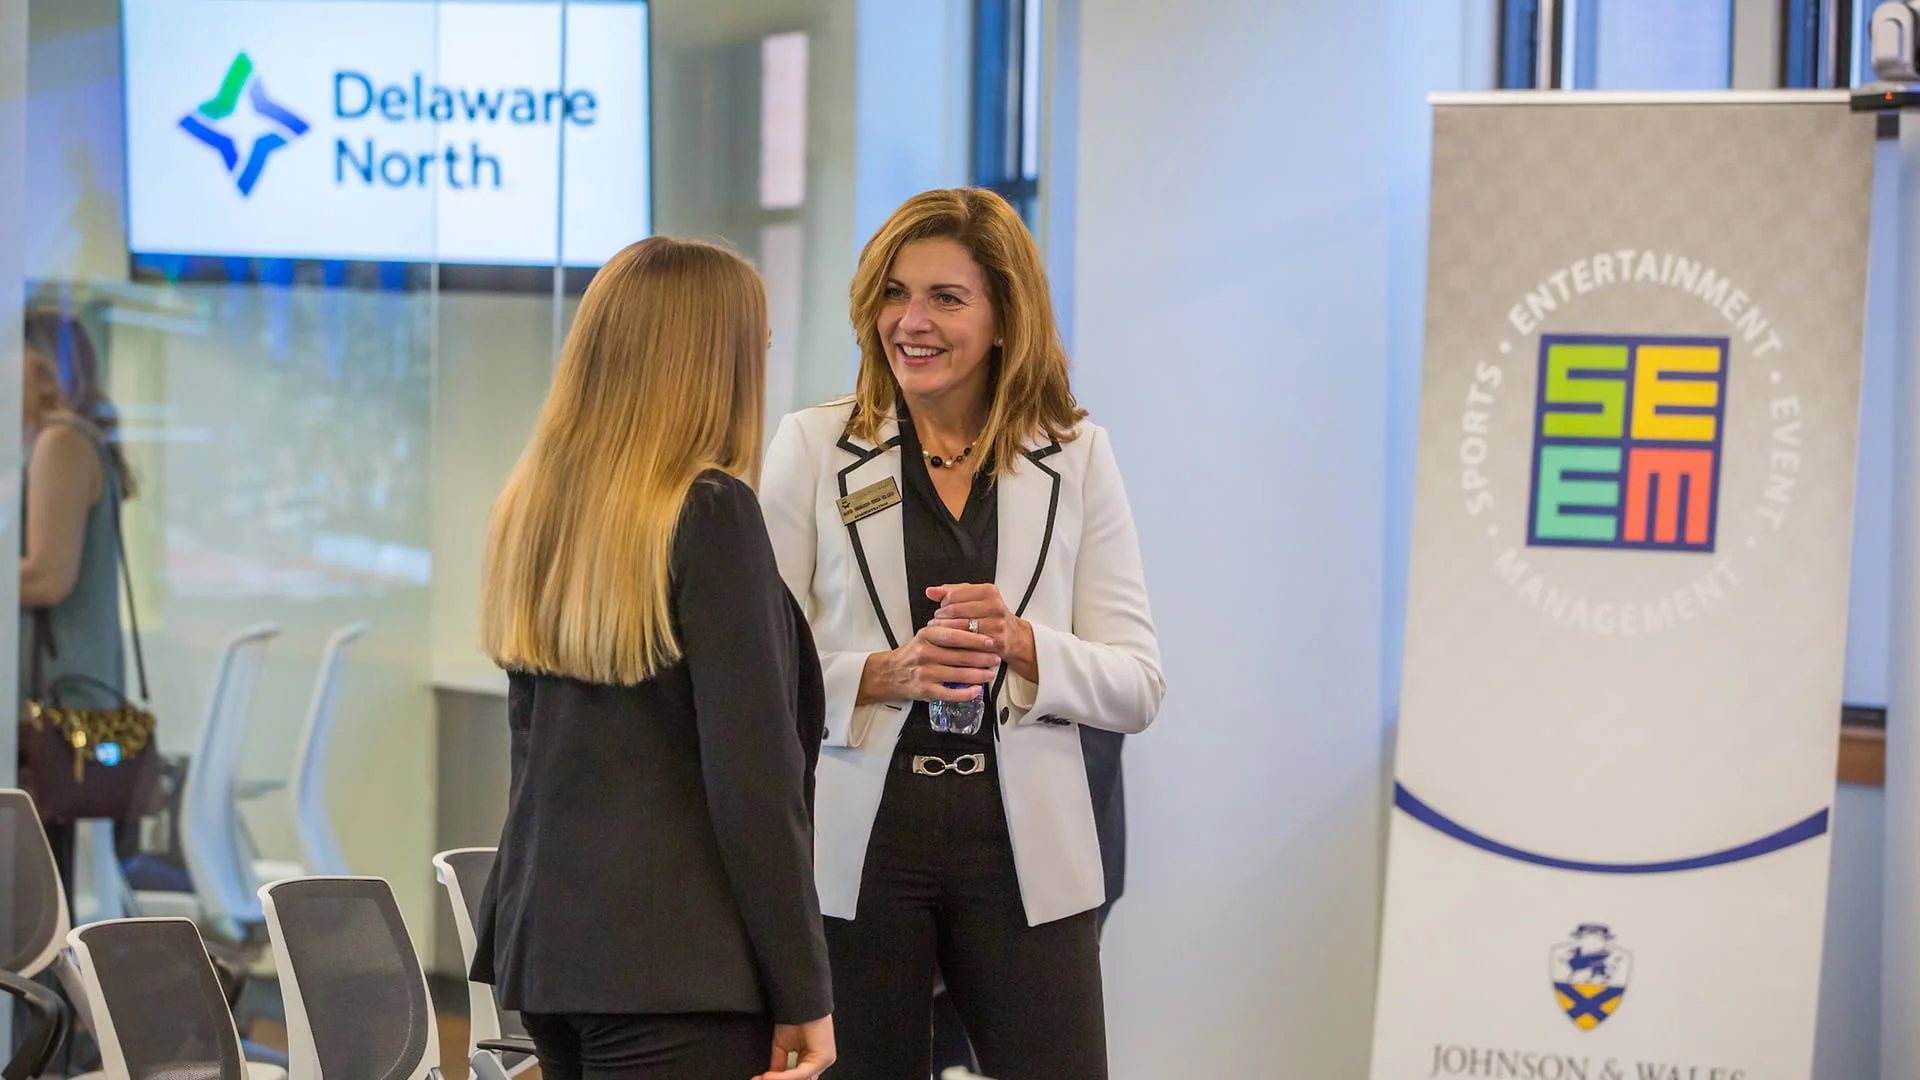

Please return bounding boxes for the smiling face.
[878,238,998,414]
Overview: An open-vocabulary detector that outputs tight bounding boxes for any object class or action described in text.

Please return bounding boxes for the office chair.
[180,623,295,929]
[64,917,284,1080]
[432,849,536,1080]
[258,876,442,1080]
[288,621,370,877]
[0,789,72,1080]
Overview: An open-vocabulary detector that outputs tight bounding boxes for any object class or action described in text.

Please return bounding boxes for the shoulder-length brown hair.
[480,237,768,685]
[848,188,1083,473]
[22,308,137,498]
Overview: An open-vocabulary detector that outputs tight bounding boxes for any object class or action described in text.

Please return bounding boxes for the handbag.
[18,495,162,822]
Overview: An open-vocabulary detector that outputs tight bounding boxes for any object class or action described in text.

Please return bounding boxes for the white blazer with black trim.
[760,400,1165,926]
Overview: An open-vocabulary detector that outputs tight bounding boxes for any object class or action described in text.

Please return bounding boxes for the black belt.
[891,751,990,777]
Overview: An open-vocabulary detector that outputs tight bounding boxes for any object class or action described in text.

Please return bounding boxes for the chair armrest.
[234,779,287,801]
[477,1038,537,1055]
[0,969,69,1080]
[242,1040,292,1069]
[469,1051,515,1080]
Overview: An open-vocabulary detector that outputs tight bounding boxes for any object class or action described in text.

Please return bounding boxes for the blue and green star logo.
[178,53,309,197]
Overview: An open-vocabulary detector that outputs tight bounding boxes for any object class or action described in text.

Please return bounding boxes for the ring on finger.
[968,618,980,634]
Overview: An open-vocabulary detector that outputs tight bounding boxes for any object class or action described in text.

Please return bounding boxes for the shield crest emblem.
[1550,923,1631,1031]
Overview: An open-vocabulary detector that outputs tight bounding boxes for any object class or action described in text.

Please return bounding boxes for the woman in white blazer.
[760,188,1164,1080]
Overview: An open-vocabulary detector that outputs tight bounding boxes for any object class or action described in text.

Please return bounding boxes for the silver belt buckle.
[912,753,986,776]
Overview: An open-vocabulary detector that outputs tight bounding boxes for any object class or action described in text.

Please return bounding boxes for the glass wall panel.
[25,0,452,932]
[21,0,930,976]
[1,0,25,793]
[18,0,650,938]
[649,0,859,419]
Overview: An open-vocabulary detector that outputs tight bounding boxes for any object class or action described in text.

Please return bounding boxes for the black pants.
[825,751,1107,1080]
[520,1012,770,1080]
[931,898,1113,1073]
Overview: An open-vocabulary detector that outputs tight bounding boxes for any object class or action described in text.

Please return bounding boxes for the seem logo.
[1526,334,1729,553]
[179,53,310,197]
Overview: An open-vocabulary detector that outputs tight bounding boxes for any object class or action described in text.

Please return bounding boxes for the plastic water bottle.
[929,684,985,736]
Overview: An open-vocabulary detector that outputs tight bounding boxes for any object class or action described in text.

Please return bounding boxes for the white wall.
[852,0,972,250]
[1816,783,1884,1079]
[1071,2,1483,1074]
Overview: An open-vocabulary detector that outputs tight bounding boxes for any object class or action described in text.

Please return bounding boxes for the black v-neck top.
[896,409,997,753]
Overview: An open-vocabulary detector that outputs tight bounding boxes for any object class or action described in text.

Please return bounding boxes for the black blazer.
[1081,726,1125,913]
[470,472,832,1025]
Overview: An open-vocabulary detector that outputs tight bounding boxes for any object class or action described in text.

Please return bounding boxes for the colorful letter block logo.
[1527,334,1728,553]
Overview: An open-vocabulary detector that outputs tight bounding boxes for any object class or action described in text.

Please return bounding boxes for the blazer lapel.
[995,435,1063,619]
[837,415,910,650]
[990,435,1062,706]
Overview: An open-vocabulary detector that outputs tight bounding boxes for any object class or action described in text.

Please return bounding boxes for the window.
[1498,0,1735,90]
[1500,0,1545,88]
[1780,0,1861,87]
[972,0,1041,225]
[1576,0,1733,89]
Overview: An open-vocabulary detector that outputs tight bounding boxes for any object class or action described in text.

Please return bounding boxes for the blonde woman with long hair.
[761,189,1165,1079]
[470,237,835,1080]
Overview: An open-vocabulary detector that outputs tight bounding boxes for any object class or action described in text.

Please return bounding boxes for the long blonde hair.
[849,188,1083,473]
[481,237,768,684]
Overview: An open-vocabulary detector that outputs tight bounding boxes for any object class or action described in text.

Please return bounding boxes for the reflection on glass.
[761,221,805,437]
[20,0,612,935]
[99,274,436,601]
[760,32,809,212]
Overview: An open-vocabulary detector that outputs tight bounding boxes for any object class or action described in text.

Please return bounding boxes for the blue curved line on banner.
[1393,783,1829,874]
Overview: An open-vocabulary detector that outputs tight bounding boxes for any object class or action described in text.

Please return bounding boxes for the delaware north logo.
[1527,334,1729,553]
[1550,923,1632,1031]
[178,53,310,197]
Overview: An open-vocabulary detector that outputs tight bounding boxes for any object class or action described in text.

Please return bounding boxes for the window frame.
[972,0,1040,225]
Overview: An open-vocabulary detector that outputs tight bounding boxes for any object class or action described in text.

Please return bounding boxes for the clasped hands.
[856,583,1038,706]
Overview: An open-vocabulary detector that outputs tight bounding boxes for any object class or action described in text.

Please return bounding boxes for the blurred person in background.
[20,308,138,895]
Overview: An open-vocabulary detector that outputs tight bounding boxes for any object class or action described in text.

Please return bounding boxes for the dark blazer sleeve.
[674,476,833,1025]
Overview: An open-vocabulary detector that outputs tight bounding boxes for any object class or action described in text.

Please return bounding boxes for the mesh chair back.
[432,849,529,1042]
[0,790,68,977]
[69,918,246,1080]
[262,877,438,1080]
[291,622,368,877]
[181,624,280,924]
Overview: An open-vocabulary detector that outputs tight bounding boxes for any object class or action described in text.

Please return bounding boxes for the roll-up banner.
[1371,94,1877,1080]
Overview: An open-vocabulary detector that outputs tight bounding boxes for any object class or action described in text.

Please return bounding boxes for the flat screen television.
[121,0,651,282]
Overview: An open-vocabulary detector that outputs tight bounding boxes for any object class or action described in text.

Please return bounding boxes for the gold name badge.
[837,477,902,526]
